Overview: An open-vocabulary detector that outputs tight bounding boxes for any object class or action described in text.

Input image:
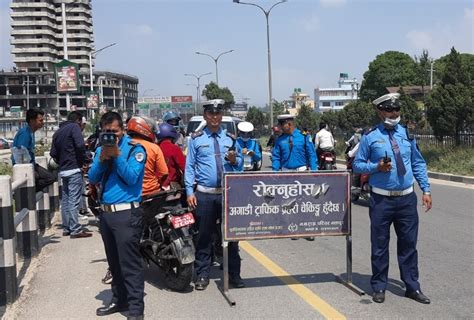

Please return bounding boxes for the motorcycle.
[346,153,370,202]
[140,189,196,292]
[318,150,337,170]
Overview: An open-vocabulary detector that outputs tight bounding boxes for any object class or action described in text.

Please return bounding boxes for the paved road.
[3,154,473,319]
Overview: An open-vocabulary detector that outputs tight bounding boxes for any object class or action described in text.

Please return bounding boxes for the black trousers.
[100,206,144,316]
[35,164,57,192]
[194,191,241,279]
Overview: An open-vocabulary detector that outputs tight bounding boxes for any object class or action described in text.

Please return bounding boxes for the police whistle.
[383,151,391,164]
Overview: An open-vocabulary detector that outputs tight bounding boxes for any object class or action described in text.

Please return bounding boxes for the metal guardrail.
[0,157,59,307]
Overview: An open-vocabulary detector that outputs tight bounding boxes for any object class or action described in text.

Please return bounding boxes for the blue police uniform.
[185,127,243,281]
[89,134,147,316]
[353,123,430,294]
[272,128,317,171]
[236,137,262,167]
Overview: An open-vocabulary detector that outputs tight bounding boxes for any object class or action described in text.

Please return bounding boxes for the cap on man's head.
[238,121,254,133]
[202,99,225,112]
[277,114,295,124]
[372,93,400,110]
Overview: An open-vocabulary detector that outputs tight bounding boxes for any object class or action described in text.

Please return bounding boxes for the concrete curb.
[334,159,474,185]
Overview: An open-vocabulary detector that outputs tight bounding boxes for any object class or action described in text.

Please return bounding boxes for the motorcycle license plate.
[325,157,333,161]
[170,212,195,229]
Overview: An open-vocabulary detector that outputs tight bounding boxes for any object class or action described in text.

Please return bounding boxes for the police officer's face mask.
[384,116,401,127]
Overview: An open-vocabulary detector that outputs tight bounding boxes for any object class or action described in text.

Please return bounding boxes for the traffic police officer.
[236,121,262,171]
[89,111,147,319]
[353,93,433,305]
[185,99,244,290]
[271,114,317,171]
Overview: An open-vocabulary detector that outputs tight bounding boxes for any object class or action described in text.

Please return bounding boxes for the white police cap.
[202,99,225,111]
[277,114,295,122]
[237,121,254,133]
[372,93,400,107]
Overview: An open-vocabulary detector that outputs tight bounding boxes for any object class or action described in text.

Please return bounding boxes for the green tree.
[414,49,432,98]
[245,106,266,136]
[359,51,418,102]
[321,110,340,134]
[426,47,473,145]
[202,82,235,108]
[295,103,318,132]
[398,88,423,125]
[337,100,377,131]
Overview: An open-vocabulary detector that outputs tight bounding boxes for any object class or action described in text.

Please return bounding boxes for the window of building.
[322,102,331,107]
[335,101,344,106]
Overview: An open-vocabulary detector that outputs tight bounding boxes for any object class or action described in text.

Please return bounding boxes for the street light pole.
[184,72,212,114]
[89,43,117,91]
[186,83,199,114]
[195,50,234,85]
[233,0,287,128]
[61,2,71,112]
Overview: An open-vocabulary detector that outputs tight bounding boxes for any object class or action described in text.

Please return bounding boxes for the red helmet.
[126,116,156,142]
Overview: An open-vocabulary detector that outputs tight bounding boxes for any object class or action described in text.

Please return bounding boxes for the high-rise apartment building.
[10,0,94,72]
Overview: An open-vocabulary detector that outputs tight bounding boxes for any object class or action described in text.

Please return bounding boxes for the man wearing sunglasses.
[353,93,433,305]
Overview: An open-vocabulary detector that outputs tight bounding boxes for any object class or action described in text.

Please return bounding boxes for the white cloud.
[135,24,153,35]
[406,30,433,51]
[464,7,474,20]
[301,14,320,33]
[320,0,347,8]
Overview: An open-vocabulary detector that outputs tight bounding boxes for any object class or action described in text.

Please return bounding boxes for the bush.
[0,163,13,176]
[419,144,474,176]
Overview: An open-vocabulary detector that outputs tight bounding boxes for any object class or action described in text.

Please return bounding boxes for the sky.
[0,0,473,107]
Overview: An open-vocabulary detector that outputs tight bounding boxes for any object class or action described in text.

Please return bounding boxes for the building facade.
[314,73,359,113]
[11,0,94,73]
[2,0,138,120]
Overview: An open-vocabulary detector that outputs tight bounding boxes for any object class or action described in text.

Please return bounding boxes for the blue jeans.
[61,172,84,235]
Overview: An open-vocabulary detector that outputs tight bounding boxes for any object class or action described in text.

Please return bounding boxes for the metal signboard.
[171,96,192,103]
[86,91,99,109]
[223,171,350,241]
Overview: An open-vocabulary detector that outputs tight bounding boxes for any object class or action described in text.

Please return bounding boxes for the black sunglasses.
[383,106,401,112]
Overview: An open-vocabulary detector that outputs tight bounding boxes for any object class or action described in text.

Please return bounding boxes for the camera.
[99,131,117,147]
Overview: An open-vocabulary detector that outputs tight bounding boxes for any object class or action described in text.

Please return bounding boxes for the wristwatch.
[423,191,431,196]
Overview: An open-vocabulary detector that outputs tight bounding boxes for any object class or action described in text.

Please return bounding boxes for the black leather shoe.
[96,303,128,316]
[127,315,144,320]
[229,274,245,288]
[195,277,209,291]
[372,290,385,303]
[405,290,431,304]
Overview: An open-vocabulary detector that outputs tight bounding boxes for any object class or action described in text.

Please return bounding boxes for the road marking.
[240,241,346,320]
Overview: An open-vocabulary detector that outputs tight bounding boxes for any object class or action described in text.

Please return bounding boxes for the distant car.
[183,116,243,155]
[0,137,13,149]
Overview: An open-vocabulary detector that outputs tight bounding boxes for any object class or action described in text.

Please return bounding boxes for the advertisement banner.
[86,91,99,109]
[223,171,351,241]
[171,96,193,103]
[54,59,80,93]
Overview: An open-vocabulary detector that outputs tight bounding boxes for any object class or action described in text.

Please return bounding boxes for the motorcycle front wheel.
[163,259,193,292]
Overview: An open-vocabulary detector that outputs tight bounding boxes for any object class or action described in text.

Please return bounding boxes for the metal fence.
[0,157,59,307]
[412,130,474,147]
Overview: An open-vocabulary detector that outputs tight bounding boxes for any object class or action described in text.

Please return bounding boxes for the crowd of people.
[10,92,433,318]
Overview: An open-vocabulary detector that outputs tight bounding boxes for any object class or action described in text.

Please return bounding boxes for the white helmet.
[238,121,254,133]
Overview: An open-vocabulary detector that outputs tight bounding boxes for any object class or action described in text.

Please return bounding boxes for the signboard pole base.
[336,235,365,296]
[218,241,236,307]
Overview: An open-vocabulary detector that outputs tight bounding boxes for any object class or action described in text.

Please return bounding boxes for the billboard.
[223,171,351,241]
[86,91,99,109]
[231,102,248,112]
[54,59,80,93]
[171,96,192,103]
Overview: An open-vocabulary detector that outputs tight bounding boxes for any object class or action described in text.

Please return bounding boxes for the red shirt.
[158,139,186,188]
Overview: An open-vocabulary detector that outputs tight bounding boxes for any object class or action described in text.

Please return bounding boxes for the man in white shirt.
[314,122,335,154]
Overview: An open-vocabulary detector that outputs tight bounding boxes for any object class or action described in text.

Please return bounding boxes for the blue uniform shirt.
[236,138,262,163]
[353,123,430,192]
[88,134,146,204]
[12,124,35,164]
[272,128,317,171]
[185,127,243,196]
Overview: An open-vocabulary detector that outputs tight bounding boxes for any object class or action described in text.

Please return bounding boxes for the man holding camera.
[88,112,146,320]
[185,99,244,290]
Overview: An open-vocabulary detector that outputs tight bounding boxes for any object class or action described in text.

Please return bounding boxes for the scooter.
[140,189,196,291]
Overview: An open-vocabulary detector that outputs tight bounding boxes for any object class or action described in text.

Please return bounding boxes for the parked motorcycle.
[140,189,196,291]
